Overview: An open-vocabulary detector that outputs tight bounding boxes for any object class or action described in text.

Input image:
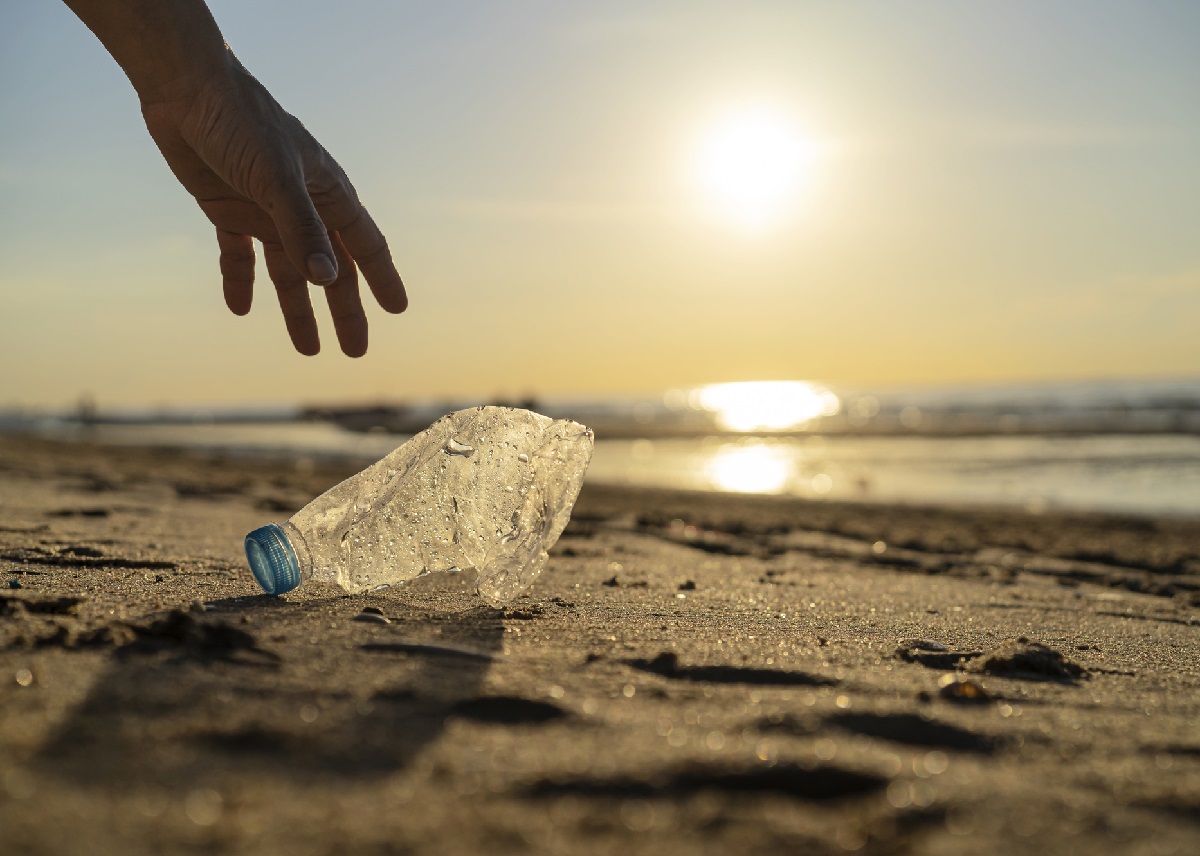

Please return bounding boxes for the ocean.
[5,378,1200,517]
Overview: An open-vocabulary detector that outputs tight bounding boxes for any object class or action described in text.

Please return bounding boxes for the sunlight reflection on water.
[589,434,1200,516]
[706,445,793,493]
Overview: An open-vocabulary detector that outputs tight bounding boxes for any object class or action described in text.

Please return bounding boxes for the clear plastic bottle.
[244,407,593,606]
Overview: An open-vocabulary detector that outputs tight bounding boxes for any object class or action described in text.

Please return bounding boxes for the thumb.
[264,175,338,285]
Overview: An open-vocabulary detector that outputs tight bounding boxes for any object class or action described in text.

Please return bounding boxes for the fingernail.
[307,253,337,284]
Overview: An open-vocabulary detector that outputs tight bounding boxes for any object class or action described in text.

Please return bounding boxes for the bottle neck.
[281,521,315,581]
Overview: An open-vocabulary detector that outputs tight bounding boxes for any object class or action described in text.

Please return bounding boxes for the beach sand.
[1,435,1198,855]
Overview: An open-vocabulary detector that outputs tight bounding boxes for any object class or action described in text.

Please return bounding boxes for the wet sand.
[1,435,1198,855]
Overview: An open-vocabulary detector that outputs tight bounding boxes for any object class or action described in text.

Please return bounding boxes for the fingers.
[215,229,255,315]
[303,155,407,315]
[323,233,369,358]
[336,201,408,315]
[262,241,320,356]
[243,234,365,357]
[262,167,339,287]
[210,138,403,355]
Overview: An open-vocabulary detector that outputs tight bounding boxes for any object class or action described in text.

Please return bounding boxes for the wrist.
[64,0,237,106]
[132,39,240,108]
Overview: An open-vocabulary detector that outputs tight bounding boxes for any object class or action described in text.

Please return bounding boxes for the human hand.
[140,60,407,357]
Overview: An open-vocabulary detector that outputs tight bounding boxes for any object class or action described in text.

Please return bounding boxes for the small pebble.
[937,675,992,703]
[7,579,21,590]
[353,612,391,625]
[898,638,948,652]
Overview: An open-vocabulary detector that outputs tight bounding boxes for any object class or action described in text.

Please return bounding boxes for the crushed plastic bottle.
[244,407,594,606]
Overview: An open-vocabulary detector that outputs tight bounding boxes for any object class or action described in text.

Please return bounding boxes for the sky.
[1,0,1198,408]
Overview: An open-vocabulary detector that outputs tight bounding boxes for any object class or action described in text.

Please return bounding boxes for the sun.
[692,105,819,231]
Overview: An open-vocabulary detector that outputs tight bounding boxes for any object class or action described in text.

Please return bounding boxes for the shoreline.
[1,435,1198,855]
[8,425,1200,520]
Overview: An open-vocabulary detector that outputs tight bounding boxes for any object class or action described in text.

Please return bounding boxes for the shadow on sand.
[33,580,504,789]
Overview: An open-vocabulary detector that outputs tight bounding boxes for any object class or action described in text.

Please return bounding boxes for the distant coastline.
[6,377,1200,439]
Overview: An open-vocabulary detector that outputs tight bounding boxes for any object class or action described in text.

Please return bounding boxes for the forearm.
[62,0,234,104]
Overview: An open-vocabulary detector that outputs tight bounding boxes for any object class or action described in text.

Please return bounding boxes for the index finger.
[335,202,408,315]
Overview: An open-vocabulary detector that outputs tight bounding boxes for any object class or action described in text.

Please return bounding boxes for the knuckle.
[310,187,358,227]
[276,277,308,294]
[219,244,255,264]
[354,236,393,268]
[281,307,314,326]
[330,306,365,324]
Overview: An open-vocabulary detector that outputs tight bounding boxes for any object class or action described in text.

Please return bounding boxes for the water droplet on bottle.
[445,438,475,457]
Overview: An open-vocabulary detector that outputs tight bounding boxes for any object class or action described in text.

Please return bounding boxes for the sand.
[1,434,1198,855]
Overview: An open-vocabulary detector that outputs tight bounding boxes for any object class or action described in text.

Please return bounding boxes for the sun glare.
[707,445,793,493]
[694,381,840,432]
[693,106,819,231]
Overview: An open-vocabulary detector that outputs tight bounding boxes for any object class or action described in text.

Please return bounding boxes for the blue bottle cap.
[245,523,301,595]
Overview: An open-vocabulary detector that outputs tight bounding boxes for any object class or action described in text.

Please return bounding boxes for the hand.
[141,60,407,357]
